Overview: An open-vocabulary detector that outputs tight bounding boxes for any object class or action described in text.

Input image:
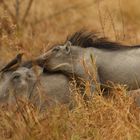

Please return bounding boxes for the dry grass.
[0,0,140,139]
[0,86,140,140]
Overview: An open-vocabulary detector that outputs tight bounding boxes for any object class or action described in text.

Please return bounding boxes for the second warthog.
[0,62,71,110]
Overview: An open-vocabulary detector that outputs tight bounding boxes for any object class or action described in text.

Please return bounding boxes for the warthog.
[0,62,71,110]
[37,30,140,91]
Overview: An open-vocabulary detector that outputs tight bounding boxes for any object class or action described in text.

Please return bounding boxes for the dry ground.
[0,0,140,139]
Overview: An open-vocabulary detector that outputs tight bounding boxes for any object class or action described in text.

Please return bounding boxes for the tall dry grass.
[0,86,140,140]
[0,0,140,139]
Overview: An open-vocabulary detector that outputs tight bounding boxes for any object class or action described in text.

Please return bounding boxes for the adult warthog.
[38,30,140,91]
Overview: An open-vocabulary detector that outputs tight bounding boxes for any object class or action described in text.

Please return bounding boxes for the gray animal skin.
[128,89,140,107]
[0,67,71,110]
[37,30,140,91]
[37,72,71,108]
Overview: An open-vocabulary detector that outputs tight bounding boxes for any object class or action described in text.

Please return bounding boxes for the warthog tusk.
[51,63,71,71]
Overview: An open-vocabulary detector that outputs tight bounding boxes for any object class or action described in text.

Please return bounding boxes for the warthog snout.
[35,51,52,67]
[36,42,73,72]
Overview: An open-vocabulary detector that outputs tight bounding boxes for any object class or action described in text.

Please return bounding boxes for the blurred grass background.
[1,0,140,58]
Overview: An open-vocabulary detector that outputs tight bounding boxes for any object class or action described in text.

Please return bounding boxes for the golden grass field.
[1,0,140,139]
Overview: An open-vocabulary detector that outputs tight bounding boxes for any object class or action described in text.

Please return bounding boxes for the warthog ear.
[64,41,71,54]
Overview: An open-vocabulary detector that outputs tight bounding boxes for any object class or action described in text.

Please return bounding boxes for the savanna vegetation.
[0,0,140,139]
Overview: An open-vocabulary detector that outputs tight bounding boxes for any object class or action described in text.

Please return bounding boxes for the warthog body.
[0,67,70,110]
[38,72,70,107]
[38,30,140,90]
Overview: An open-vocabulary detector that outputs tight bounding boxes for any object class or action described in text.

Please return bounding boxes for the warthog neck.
[70,47,101,79]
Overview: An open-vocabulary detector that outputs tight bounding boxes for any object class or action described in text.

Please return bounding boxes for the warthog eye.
[12,74,21,80]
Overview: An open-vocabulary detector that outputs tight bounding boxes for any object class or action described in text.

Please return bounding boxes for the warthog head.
[10,67,37,92]
[0,67,37,103]
[41,41,72,72]
[38,41,85,76]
